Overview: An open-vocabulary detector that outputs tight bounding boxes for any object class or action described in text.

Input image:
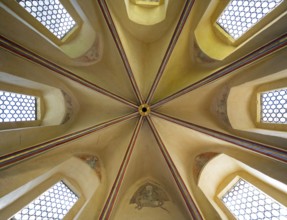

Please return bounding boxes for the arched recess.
[0,156,101,220]
[0,72,71,130]
[227,69,287,138]
[0,0,103,65]
[194,0,287,60]
[0,70,77,155]
[124,0,169,25]
[198,154,287,220]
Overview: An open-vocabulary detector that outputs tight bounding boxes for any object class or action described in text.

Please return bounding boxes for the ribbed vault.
[0,0,287,219]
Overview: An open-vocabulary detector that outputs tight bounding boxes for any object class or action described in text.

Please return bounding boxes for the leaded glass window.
[221,178,287,220]
[217,0,284,39]
[10,181,78,220]
[0,91,37,122]
[260,88,287,124]
[136,0,160,6]
[16,0,76,39]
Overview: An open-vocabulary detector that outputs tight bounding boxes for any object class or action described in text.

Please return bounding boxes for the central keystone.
[138,104,151,116]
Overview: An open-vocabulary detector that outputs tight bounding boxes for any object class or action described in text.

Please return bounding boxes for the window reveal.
[16,0,76,39]
[217,0,284,39]
[10,181,78,220]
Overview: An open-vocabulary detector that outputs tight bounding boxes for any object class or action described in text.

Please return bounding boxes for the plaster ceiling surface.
[0,0,287,219]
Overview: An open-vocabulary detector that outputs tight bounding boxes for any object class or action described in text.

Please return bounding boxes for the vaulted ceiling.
[0,0,287,219]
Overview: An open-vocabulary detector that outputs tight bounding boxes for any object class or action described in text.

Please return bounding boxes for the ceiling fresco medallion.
[130,182,169,211]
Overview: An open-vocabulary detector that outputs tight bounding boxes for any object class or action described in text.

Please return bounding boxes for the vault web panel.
[11,181,78,220]
[217,0,283,39]
[17,0,76,39]
[0,91,36,122]
[221,178,287,220]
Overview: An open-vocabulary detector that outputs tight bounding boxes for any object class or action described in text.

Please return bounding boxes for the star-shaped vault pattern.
[0,0,287,220]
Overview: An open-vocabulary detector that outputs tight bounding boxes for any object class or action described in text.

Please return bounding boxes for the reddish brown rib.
[98,0,144,104]
[0,112,139,169]
[152,111,287,163]
[146,0,195,104]
[99,116,144,219]
[0,35,138,109]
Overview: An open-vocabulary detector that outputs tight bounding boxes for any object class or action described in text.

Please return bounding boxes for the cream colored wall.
[152,116,287,219]
[109,122,192,220]
[157,48,287,149]
[153,0,287,103]
[0,48,134,155]
[107,0,185,100]
[199,154,287,219]
[0,157,99,220]
[194,0,287,60]
[0,118,138,219]
[0,0,286,219]
[228,69,287,137]
[0,0,138,103]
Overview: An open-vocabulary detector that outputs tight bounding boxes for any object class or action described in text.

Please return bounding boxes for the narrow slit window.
[260,88,287,124]
[217,0,284,40]
[0,91,37,122]
[135,0,161,6]
[221,178,287,220]
[10,181,78,220]
[16,0,76,39]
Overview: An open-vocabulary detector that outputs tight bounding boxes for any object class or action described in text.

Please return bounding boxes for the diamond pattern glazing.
[222,179,287,220]
[17,0,76,39]
[217,0,284,39]
[11,181,78,220]
[0,91,36,122]
[260,88,287,124]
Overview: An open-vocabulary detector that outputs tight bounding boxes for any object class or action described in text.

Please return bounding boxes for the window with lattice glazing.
[0,91,37,122]
[216,0,284,39]
[135,0,161,6]
[16,0,76,39]
[221,178,287,220]
[260,88,287,124]
[10,181,78,220]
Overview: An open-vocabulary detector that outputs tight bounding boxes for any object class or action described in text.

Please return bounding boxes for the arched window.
[16,0,77,40]
[198,154,287,219]
[219,177,287,219]
[216,0,284,41]
[4,0,82,45]
[0,90,38,123]
[194,0,287,60]
[259,87,287,125]
[0,157,100,219]
[227,70,287,137]
[124,0,167,25]
[132,0,162,7]
[0,72,71,130]
[1,0,101,62]
[10,181,78,220]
